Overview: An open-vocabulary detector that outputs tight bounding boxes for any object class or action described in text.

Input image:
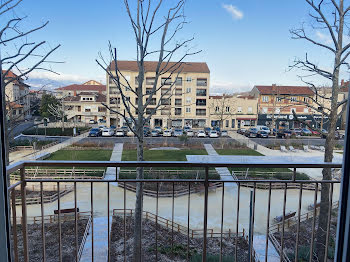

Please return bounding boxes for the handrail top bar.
[6,160,342,171]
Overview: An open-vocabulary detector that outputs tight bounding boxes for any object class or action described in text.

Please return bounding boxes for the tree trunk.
[133,136,144,261]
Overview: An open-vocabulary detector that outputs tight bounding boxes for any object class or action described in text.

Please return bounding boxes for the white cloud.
[27,71,92,83]
[211,80,251,95]
[315,31,332,45]
[222,4,243,20]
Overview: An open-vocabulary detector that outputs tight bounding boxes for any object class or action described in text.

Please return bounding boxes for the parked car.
[115,129,125,137]
[154,126,163,134]
[197,130,206,138]
[237,128,247,135]
[310,129,320,135]
[89,119,97,124]
[209,130,219,138]
[321,129,328,139]
[184,126,191,132]
[173,129,183,137]
[204,127,211,135]
[213,126,221,135]
[256,125,271,134]
[102,128,114,137]
[88,128,101,137]
[163,130,172,137]
[98,119,106,123]
[186,130,194,137]
[221,130,228,137]
[277,129,293,139]
[99,125,106,131]
[301,128,312,136]
[290,128,302,136]
[245,128,258,138]
[257,130,269,138]
[151,130,160,137]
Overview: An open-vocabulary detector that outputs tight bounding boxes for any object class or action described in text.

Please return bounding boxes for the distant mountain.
[24,78,79,91]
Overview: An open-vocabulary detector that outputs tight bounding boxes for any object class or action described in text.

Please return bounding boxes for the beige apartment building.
[106,61,210,128]
[208,94,258,130]
[3,70,31,121]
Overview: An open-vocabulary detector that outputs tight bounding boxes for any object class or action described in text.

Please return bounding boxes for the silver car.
[173,129,183,137]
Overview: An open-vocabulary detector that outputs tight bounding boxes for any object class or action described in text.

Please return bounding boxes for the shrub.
[23,127,89,136]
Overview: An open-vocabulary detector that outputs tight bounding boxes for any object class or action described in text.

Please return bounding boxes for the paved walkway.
[104,143,123,186]
[203,144,237,185]
[9,132,89,163]
[80,216,112,262]
[253,235,280,262]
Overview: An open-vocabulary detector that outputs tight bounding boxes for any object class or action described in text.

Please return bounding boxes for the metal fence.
[6,160,342,262]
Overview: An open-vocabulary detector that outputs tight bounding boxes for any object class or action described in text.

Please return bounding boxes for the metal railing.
[6,160,342,262]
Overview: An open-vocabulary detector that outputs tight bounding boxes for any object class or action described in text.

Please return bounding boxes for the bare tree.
[47,98,65,131]
[290,0,349,260]
[209,94,235,129]
[96,0,199,260]
[0,0,60,164]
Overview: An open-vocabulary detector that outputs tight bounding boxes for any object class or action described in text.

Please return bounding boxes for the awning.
[236,117,257,120]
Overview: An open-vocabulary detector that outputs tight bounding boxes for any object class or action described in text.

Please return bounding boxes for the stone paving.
[104,143,123,186]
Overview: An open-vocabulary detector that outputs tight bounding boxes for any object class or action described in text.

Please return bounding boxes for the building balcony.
[4,159,347,261]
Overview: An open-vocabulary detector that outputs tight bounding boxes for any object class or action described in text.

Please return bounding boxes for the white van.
[256,125,271,134]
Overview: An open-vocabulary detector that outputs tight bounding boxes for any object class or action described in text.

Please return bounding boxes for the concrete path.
[203,144,237,184]
[10,132,89,163]
[80,216,112,262]
[253,235,280,262]
[104,143,123,186]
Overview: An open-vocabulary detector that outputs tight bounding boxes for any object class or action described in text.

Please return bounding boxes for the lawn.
[122,149,207,161]
[46,149,112,161]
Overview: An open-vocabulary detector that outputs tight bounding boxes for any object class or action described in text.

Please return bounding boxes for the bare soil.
[273,210,338,261]
[12,218,88,262]
[110,215,250,261]
[14,189,57,200]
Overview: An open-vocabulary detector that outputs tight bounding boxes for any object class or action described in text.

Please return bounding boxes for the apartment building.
[55,80,106,99]
[64,92,107,123]
[3,70,31,121]
[106,60,210,128]
[208,94,258,130]
[250,84,346,129]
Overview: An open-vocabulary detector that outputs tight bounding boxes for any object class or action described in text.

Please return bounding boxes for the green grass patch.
[229,167,309,180]
[46,149,112,161]
[215,149,264,156]
[122,149,207,161]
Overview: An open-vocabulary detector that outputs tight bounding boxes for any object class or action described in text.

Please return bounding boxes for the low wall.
[38,122,88,128]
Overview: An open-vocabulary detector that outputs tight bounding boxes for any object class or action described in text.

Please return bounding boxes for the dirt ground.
[110,215,250,262]
[12,218,88,262]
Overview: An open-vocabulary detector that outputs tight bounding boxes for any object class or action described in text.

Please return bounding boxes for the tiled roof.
[109,60,210,73]
[6,102,23,108]
[255,85,314,95]
[56,84,106,92]
[2,70,29,87]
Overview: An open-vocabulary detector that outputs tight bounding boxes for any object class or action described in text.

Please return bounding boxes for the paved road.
[250,137,344,147]
[10,120,34,138]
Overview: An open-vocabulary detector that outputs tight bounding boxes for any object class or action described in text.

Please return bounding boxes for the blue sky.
[8,0,340,93]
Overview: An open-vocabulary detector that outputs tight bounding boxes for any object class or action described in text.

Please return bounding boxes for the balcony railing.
[6,160,342,262]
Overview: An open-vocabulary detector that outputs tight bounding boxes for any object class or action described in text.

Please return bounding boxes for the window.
[161,88,171,95]
[145,88,153,95]
[161,77,172,85]
[196,109,206,116]
[262,107,268,113]
[237,106,242,113]
[175,77,182,86]
[248,106,253,113]
[98,107,106,112]
[276,97,282,102]
[149,98,156,105]
[215,106,219,112]
[161,98,170,105]
[304,97,309,103]
[175,88,182,95]
[262,96,269,102]
[290,97,297,102]
[186,77,192,82]
[196,89,207,96]
[275,107,280,114]
[232,119,235,128]
[196,78,207,86]
[186,107,191,113]
[304,108,309,113]
[225,106,230,113]
[135,98,138,104]
[226,120,229,128]
[135,77,139,85]
[196,99,206,106]
[175,108,182,115]
[186,87,191,93]
[175,99,182,106]
[290,108,296,114]
[186,97,191,104]
[85,108,91,112]
[146,77,155,85]
[146,108,154,114]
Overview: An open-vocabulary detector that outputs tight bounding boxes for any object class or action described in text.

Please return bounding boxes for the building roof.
[6,102,23,109]
[109,60,210,73]
[254,85,314,95]
[56,84,106,92]
[64,93,106,103]
[2,70,29,87]
[83,80,103,85]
